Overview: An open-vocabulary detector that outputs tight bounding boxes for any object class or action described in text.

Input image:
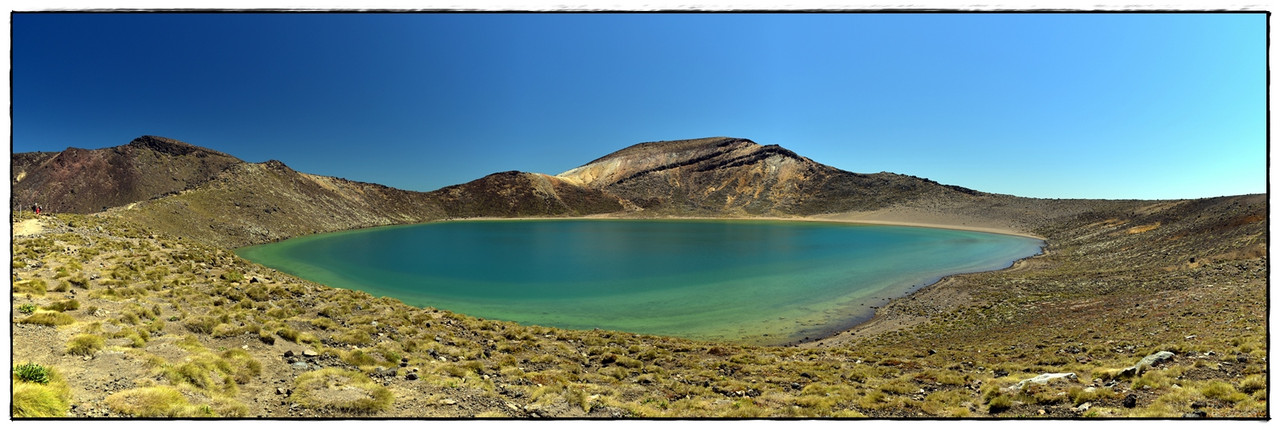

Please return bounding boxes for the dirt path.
[14,218,44,236]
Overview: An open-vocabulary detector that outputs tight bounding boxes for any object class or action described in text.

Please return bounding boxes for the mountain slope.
[430,171,623,218]
[113,160,448,248]
[11,136,244,214]
[115,162,626,249]
[558,137,980,215]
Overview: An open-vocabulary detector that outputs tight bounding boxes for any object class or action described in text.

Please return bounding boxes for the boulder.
[1119,351,1175,377]
[302,349,319,357]
[1008,372,1078,391]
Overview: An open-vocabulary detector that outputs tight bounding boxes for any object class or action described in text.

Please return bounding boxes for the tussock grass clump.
[43,299,80,312]
[221,349,262,384]
[1200,381,1248,404]
[342,349,379,367]
[986,394,1013,414]
[290,368,394,414]
[12,366,71,417]
[163,353,239,395]
[24,311,76,326]
[184,316,220,334]
[337,328,373,346]
[105,386,216,417]
[1238,374,1266,395]
[66,333,105,356]
[13,279,48,295]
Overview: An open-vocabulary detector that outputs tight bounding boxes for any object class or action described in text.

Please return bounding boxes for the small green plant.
[18,303,37,314]
[14,362,51,384]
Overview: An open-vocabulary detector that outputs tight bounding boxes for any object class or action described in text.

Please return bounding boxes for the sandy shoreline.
[452,212,1043,240]
[444,210,1046,347]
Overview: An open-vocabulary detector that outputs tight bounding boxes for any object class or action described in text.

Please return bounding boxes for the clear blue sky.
[12,13,1266,199]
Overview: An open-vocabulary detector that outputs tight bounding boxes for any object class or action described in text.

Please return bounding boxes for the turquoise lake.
[236,219,1043,345]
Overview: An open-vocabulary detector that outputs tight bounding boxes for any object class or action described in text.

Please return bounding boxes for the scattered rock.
[302,349,319,357]
[1120,351,1174,377]
[1073,402,1091,413]
[1236,353,1249,363]
[405,373,418,381]
[1008,372,1077,391]
[283,350,294,358]
[1122,393,1138,408]
[1183,410,1207,418]
[291,362,309,370]
[442,399,458,406]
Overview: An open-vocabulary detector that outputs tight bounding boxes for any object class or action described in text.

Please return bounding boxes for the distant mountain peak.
[11,135,243,213]
[125,135,234,158]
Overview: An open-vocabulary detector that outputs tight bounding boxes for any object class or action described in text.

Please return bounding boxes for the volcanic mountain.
[11,136,242,213]
[557,137,980,215]
[15,135,1064,247]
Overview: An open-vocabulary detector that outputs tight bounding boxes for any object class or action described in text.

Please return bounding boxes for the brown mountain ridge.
[11,136,242,214]
[14,135,999,248]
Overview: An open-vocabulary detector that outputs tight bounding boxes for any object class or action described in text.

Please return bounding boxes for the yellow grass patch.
[1126,222,1160,234]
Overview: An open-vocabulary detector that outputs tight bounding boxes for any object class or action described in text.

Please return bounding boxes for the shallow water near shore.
[237,219,1043,344]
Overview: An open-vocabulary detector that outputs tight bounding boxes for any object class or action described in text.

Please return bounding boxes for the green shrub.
[13,362,51,384]
[18,303,37,314]
[66,334,105,356]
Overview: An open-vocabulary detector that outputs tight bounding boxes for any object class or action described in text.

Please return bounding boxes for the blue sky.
[12,13,1266,199]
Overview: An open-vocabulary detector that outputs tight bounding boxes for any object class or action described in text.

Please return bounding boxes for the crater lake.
[236,219,1043,344]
